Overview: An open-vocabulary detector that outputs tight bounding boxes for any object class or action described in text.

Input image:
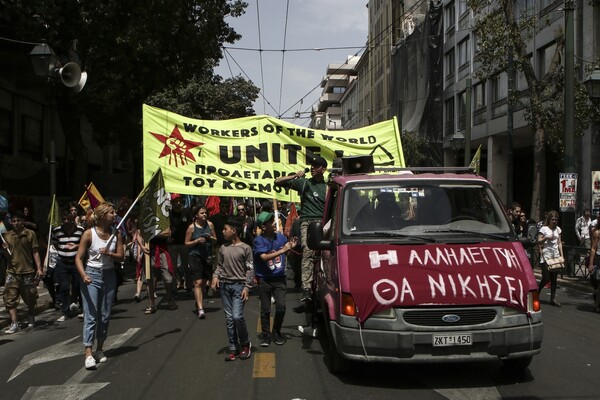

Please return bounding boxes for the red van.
[307,158,543,374]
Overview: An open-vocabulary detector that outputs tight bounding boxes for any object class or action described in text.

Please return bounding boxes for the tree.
[0,0,251,195]
[146,75,259,120]
[467,0,598,220]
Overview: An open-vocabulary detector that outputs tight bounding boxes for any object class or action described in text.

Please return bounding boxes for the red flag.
[206,196,220,216]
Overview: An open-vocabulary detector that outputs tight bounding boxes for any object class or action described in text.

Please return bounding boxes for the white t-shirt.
[539,225,561,261]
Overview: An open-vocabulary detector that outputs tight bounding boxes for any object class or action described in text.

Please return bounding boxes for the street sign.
[559,172,577,212]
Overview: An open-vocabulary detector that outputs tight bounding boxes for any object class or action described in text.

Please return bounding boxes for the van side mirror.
[307,221,327,250]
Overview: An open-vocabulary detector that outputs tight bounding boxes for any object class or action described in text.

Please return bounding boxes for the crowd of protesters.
[3,173,600,369]
[0,190,308,367]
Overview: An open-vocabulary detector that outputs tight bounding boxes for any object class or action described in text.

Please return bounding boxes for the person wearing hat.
[274,154,327,304]
[253,211,298,346]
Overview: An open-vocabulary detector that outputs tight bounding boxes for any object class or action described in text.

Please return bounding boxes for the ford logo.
[442,314,461,323]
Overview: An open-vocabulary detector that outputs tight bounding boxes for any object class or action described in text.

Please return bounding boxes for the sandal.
[144,305,156,314]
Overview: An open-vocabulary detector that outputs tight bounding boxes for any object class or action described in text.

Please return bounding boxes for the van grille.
[403,309,497,327]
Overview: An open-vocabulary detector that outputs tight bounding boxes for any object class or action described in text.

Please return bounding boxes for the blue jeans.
[220,282,249,352]
[80,268,116,347]
[55,259,80,316]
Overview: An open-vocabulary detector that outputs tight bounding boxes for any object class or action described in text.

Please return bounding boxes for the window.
[445,1,456,30]
[458,0,468,16]
[458,38,470,67]
[538,42,558,79]
[332,87,346,94]
[515,0,534,20]
[473,82,486,110]
[492,74,508,102]
[445,49,455,77]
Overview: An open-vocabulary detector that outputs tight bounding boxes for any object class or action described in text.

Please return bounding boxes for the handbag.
[545,256,565,270]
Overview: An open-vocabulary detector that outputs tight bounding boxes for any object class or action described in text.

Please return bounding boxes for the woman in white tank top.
[75,202,124,370]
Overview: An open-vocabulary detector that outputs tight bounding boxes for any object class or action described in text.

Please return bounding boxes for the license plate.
[433,333,472,347]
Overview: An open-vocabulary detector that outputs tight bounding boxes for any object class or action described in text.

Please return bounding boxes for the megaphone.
[74,71,87,93]
[57,62,81,88]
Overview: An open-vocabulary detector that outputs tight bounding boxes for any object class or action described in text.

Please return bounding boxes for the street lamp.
[584,68,600,99]
[450,131,465,152]
[29,43,58,78]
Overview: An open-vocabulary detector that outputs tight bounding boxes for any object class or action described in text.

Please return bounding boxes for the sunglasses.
[237,208,246,212]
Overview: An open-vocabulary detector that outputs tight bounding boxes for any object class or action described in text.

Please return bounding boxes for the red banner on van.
[338,242,536,323]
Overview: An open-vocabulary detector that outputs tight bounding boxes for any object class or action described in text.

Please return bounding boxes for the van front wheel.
[324,323,350,374]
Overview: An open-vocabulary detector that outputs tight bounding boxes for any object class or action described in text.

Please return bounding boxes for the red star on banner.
[150,126,204,168]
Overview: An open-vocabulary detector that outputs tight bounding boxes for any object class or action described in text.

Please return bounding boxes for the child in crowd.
[254,211,298,346]
[211,217,254,361]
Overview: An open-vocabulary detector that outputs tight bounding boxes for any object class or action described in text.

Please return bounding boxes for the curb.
[533,270,593,294]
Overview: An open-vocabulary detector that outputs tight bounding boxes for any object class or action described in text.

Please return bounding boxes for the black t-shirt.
[169,208,192,244]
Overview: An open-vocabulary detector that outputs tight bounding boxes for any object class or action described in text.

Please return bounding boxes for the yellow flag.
[142,104,405,200]
[469,145,482,175]
[47,194,61,228]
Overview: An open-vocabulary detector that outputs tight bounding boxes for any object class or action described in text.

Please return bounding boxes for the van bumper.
[329,321,543,363]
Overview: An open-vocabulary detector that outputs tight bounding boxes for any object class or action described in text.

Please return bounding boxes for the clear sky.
[215,0,368,126]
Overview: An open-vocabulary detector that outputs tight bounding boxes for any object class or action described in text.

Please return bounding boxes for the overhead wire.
[255,0,267,114]
[277,0,291,116]
[224,48,280,116]
[223,0,431,123]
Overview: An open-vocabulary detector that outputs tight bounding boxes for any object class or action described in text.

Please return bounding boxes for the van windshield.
[342,182,511,237]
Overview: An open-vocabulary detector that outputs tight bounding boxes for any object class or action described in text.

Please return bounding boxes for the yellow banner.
[142,104,405,200]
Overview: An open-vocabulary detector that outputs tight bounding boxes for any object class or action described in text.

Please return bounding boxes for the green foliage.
[146,75,259,119]
[468,0,597,155]
[1,0,251,146]
[400,130,429,167]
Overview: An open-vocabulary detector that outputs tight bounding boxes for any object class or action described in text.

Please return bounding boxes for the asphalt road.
[1,273,599,400]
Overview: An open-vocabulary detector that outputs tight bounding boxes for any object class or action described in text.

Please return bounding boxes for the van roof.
[330,172,490,186]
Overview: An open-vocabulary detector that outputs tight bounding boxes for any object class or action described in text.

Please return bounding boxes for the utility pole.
[464,77,472,166]
[564,0,575,174]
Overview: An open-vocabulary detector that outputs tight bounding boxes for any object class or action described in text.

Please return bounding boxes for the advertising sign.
[559,172,577,212]
[592,171,600,216]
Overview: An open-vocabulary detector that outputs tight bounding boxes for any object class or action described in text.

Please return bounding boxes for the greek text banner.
[142,104,404,199]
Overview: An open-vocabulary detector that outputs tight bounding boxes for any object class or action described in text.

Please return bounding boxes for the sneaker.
[85,355,97,370]
[27,314,35,327]
[57,315,69,322]
[260,334,271,347]
[134,293,141,303]
[273,331,286,345]
[4,322,20,334]
[94,350,107,363]
[197,309,206,319]
[301,288,312,302]
[225,351,238,361]
[70,303,80,313]
[239,342,252,360]
[77,313,84,319]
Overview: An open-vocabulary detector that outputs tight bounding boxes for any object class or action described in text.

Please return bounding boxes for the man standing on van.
[274,155,327,305]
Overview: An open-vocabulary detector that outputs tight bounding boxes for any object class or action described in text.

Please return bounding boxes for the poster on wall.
[559,172,577,212]
[592,171,600,216]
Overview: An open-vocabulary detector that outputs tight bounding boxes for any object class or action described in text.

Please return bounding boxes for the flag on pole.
[78,182,105,211]
[138,168,171,243]
[469,145,482,175]
[47,194,61,228]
